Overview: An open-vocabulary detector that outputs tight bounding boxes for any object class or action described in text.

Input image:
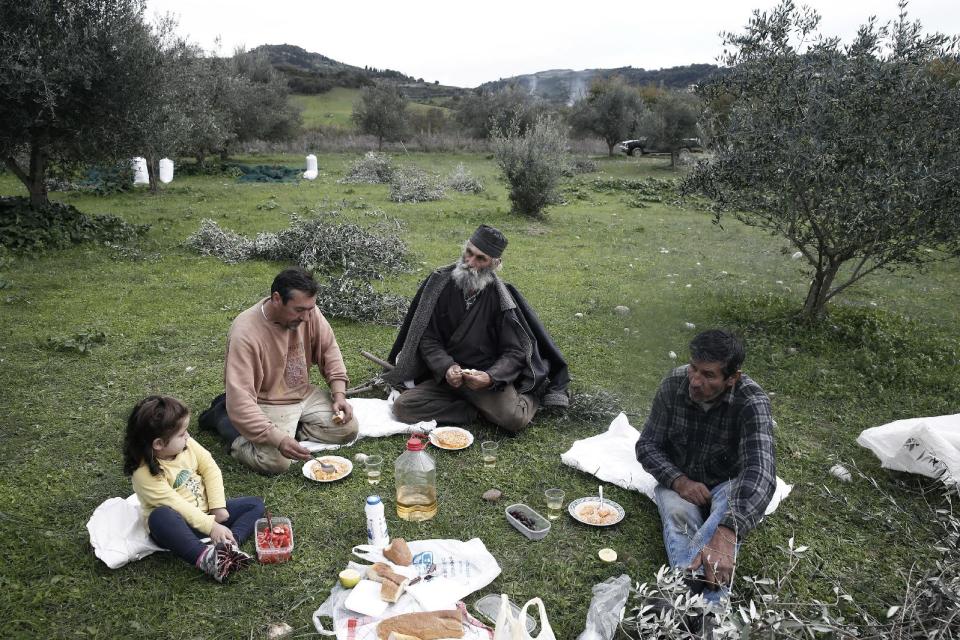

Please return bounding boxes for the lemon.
[598,548,618,562]
[338,568,361,588]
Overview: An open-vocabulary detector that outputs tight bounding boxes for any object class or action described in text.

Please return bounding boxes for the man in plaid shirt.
[636,329,776,603]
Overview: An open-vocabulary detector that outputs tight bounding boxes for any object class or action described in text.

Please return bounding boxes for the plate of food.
[428,426,474,450]
[568,497,625,527]
[303,455,353,482]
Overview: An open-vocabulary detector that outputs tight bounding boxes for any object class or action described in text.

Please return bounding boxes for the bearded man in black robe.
[385,224,569,433]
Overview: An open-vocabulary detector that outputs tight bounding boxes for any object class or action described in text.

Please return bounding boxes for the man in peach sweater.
[200,267,358,474]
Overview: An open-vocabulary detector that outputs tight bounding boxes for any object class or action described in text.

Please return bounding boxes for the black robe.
[385,264,570,407]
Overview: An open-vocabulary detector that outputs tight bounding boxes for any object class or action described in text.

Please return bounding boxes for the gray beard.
[451,259,496,293]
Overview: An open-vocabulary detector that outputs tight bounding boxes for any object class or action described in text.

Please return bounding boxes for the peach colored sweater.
[224,298,348,447]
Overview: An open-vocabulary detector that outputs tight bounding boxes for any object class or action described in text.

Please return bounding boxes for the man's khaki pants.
[231,386,358,475]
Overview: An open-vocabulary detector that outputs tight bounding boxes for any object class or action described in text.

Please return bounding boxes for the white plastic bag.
[86,494,165,568]
[494,595,556,640]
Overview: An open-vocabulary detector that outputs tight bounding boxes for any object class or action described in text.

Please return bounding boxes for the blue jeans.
[654,480,737,604]
[148,496,265,565]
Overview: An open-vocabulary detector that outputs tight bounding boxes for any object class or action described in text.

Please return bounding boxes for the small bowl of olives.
[505,503,551,540]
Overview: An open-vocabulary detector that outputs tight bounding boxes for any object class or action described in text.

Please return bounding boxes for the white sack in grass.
[158,158,174,183]
[561,412,793,514]
[301,390,436,453]
[86,494,165,569]
[131,157,149,185]
[303,154,318,180]
[857,413,960,482]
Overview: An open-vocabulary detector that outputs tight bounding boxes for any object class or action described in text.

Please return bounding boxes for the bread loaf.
[377,610,464,640]
[382,538,413,566]
[366,562,407,585]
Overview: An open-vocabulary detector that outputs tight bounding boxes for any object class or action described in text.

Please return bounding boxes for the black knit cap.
[469,224,508,258]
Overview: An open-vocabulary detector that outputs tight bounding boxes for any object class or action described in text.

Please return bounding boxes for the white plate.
[568,497,626,527]
[428,426,475,450]
[302,455,353,482]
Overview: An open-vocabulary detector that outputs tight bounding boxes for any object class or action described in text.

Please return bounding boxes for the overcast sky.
[144,0,960,88]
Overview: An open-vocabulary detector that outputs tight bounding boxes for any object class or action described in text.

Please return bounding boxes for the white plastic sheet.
[857,413,960,482]
[561,412,793,513]
[313,538,500,639]
[301,390,436,453]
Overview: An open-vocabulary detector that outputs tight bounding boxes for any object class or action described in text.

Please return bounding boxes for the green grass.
[290,91,452,131]
[0,153,957,638]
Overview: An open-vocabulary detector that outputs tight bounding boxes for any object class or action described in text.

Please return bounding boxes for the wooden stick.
[360,350,394,370]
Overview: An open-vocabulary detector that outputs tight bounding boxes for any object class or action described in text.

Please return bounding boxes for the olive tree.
[0,0,162,208]
[352,84,408,151]
[569,77,646,156]
[685,0,960,321]
[455,86,546,139]
[639,90,700,167]
[492,114,569,218]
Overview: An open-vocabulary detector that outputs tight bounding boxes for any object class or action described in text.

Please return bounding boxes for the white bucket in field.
[132,157,149,185]
[303,154,318,180]
[159,158,174,184]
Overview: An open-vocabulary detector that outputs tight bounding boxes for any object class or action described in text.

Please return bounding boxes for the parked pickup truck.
[618,137,702,156]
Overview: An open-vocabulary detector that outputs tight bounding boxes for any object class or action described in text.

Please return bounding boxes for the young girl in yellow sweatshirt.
[123,395,264,582]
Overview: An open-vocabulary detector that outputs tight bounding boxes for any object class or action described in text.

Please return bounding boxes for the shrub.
[0,197,149,253]
[338,152,394,184]
[315,274,408,326]
[184,211,411,324]
[389,166,445,203]
[492,114,569,217]
[446,163,484,193]
[183,219,253,264]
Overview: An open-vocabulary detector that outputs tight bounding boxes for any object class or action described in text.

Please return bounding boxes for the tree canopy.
[685,0,960,320]
[352,84,409,150]
[569,77,646,156]
[0,0,161,207]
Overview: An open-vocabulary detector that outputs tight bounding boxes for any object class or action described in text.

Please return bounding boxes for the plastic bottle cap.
[406,436,424,451]
[366,495,382,505]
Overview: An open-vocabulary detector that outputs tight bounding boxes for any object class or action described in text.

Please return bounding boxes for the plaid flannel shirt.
[635,365,776,538]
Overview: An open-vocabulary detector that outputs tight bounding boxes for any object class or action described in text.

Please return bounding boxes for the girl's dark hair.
[122,395,190,476]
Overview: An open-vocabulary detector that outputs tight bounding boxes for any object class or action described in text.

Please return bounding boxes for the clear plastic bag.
[576,574,632,640]
[493,594,556,640]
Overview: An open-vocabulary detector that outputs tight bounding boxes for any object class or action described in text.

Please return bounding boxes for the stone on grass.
[482,489,502,502]
[668,351,677,359]
[614,305,630,316]
[574,312,584,318]
[684,322,696,330]
[829,464,852,482]
[791,251,803,260]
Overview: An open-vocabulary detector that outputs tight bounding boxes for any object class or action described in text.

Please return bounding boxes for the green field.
[291,89,452,131]
[0,153,957,637]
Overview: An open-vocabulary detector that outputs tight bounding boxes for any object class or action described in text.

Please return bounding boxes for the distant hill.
[252,44,464,101]
[255,44,723,106]
[477,64,724,104]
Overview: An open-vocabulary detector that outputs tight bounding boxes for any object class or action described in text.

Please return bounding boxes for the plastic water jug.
[395,436,436,521]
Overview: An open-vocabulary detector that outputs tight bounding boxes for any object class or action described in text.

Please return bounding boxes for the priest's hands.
[446,364,492,390]
[461,369,492,390]
[446,364,464,388]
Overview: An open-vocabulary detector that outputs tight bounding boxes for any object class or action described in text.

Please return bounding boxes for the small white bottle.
[365,495,390,548]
